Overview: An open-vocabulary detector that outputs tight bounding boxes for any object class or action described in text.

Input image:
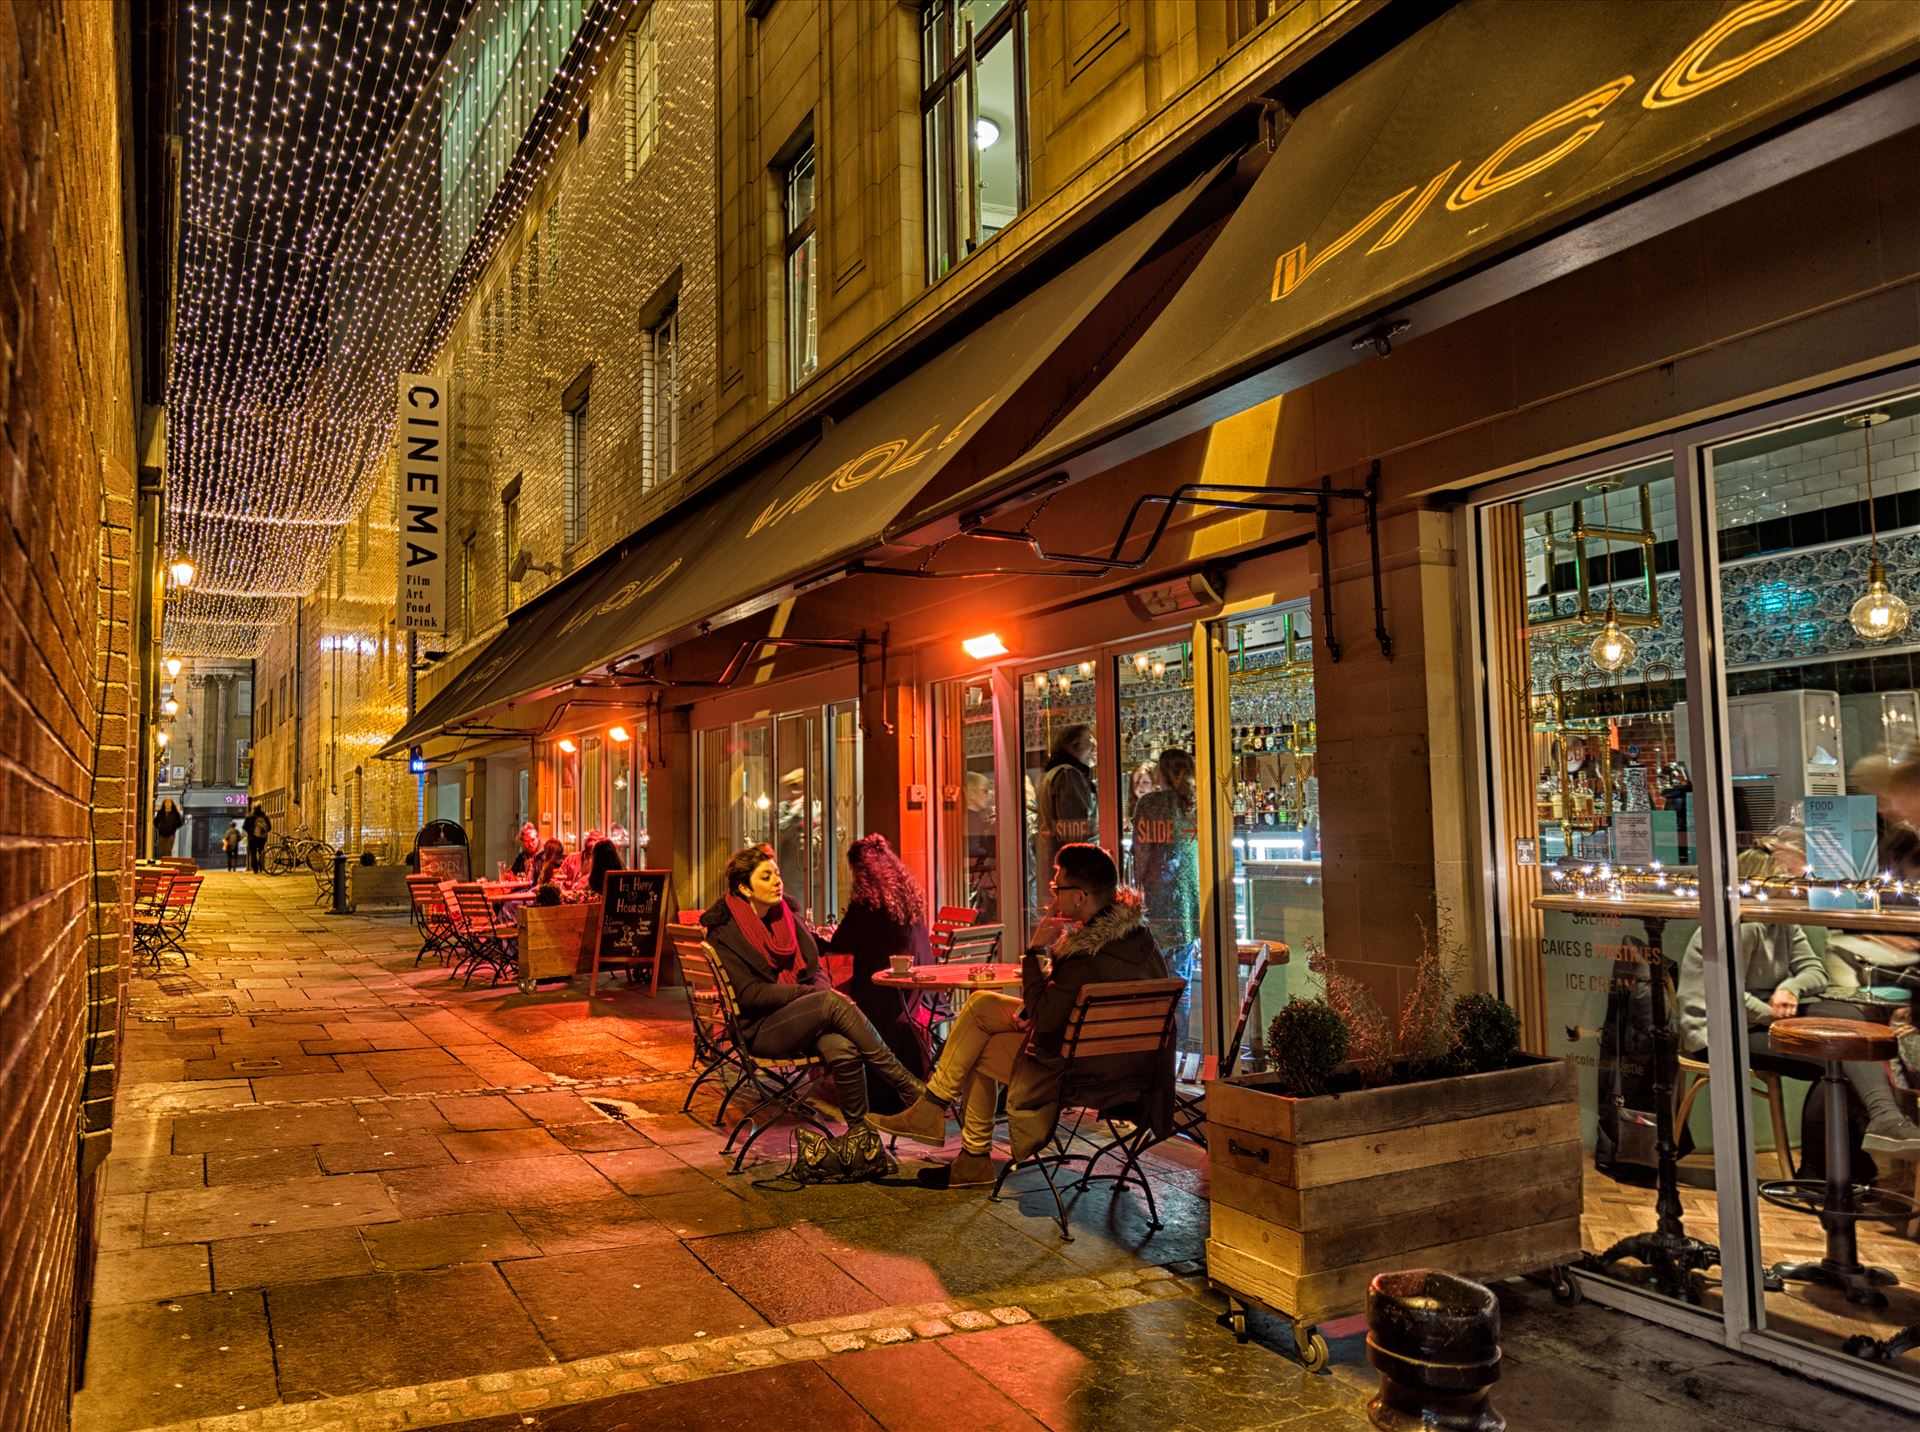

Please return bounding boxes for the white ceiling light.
[974,116,999,149]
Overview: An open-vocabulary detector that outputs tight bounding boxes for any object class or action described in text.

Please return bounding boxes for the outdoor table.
[873,963,1025,1067]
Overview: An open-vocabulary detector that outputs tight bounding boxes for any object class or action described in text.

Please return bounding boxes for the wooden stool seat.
[1767,1016,1895,1064]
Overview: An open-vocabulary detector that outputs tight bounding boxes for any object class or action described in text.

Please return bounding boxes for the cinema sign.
[396,374,449,633]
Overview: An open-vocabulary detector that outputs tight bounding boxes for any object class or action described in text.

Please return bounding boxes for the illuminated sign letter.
[1448,75,1634,211]
[1643,0,1852,109]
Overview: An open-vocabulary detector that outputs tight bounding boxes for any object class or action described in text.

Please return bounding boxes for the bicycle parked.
[263,826,337,877]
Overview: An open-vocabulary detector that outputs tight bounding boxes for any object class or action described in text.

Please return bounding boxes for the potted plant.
[1207,923,1580,1368]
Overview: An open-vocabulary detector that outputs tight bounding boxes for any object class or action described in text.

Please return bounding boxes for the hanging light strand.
[1845,410,1910,642]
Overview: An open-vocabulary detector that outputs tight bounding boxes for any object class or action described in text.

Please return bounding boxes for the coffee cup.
[889,954,913,976]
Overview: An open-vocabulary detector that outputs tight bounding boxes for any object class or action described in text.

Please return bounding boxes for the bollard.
[331,850,349,914]
[1365,1269,1503,1432]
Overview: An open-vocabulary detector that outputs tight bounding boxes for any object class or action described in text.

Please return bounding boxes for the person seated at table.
[529,838,566,889]
[586,837,622,896]
[509,823,541,877]
[871,843,1169,1188]
[824,834,932,1113]
[702,845,925,1149]
[558,830,601,897]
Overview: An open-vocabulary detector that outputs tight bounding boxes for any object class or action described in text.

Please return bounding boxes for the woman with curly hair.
[824,833,933,1111]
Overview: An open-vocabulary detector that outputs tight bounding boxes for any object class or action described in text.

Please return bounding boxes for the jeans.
[749,989,921,1122]
[925,991,1027,1156]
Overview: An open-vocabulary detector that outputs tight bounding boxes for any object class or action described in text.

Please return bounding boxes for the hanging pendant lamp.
[1845,411,1910,642]
[1588,481,1636,674]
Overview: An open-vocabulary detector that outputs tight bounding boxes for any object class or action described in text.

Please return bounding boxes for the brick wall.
[0,3,142,1429]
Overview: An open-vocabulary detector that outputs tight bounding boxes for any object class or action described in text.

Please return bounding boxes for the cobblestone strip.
[136,1268,1195,1432]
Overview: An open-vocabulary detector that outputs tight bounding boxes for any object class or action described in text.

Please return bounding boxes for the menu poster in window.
[417,845,469,882]
[1805,795,1877,911]
[593,869,670,986]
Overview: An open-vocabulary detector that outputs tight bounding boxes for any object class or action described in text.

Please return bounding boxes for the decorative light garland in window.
[1545,860,1920,910]
[165,0,634,657]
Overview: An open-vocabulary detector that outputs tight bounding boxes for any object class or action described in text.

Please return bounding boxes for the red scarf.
[726,893,801,983]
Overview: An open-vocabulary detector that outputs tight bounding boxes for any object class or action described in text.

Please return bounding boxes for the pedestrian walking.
[152,798,184,857]
[222,821,241,871]
[244,803,272,873]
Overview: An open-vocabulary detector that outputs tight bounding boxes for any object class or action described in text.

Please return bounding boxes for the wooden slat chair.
[923,916,1004,1055]
[152,873,205,966]
[929,905,980,960]
[670,927,749,1120]
[449,882,518,987]
[131,869,176,967]
[406,876,458,968]
[1167,942,1281,1147]
[989,977,1185,1240]
[696,940,834,1173]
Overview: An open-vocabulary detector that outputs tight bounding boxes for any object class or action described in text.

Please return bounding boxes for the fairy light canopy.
[164,0,633,657]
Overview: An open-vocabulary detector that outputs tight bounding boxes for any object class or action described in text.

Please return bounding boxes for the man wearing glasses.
[871,843,1168,1187]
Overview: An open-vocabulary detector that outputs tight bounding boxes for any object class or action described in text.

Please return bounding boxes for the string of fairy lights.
[164,0,635,657]
[1546,860,1920,912]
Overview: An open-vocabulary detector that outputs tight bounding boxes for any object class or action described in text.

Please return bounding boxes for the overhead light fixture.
[608,724,631,743]
[557,737,578,754]
[961,633,1008,660]
[974,116,999,149]
[155,730,169,749]
[1845,411,1910,642]
[168,557,197,588]
[755,793,771,811]
[1587,483,1637,674]
[163,698,179,717]
[1132,653,1150,674]
[164,657,183,679]
[1034,672,1048,691]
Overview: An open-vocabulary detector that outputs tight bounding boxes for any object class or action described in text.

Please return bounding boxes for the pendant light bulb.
[1850,558,1911,641]
[1845,412,1907,643]
[1589,607,1636,673]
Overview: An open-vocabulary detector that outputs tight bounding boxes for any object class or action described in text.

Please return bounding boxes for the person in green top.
[1131,749,1200,1055]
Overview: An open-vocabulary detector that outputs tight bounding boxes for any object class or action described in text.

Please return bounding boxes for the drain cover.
[586,1097,644,1122]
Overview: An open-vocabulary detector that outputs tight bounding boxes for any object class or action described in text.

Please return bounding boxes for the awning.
[907,0,1920,527]
[381,158,1226,755]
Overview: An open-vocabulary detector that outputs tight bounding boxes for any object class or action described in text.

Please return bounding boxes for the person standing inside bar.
[1131,749,1201,1062]
[1034,725,1095,897]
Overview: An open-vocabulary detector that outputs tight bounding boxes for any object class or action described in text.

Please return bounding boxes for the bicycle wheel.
[306,843,338,875]
[264,842,294,876]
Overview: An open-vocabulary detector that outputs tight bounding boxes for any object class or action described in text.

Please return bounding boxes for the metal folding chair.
[449,882,518,986]
[406,876,457,967]
[671,928,750,1120]
[1169,942,1281,1146]
[154,872,204,966]
[989,977,1185,1240]
[696,940,833,1172]
[132,868,177,968]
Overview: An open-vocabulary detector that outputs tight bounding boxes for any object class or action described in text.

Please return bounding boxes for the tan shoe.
[868,1094,948,1145]
[914,1150,999,1189]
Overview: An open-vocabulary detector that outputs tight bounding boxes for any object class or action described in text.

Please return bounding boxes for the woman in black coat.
[824,834,933,1113]
[702,845,924,1130]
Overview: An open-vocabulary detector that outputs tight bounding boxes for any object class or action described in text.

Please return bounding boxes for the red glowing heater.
[962,633,1009,661]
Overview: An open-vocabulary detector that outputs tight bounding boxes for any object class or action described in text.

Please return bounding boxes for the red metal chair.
[153,873,204,966]
[132,869,176,968]
[406,875,457,967]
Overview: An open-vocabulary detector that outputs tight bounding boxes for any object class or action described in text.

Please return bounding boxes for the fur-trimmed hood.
[1050,886,1146,963]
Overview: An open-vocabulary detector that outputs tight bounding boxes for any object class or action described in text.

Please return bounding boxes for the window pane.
[825,701,863,916]
[581,736,602,839]
[555,743,580,847]
[1483,458,1702,1307]
[1707,387,1920,1377]
[1022,662,1097,932]
[973,30,1019,243]
[775,713,820,919]
[1118,641,1200,1067]
[924,96,953,280]
[936,675,1000,920]
[785,147,815,228]
[788,231,817,387]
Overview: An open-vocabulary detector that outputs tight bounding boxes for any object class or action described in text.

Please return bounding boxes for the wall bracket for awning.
[933,459,1390,661]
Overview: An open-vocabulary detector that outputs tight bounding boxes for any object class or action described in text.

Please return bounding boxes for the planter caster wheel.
[516,976,536,995]
[1216,1299,1250,1344]
[1293,1321,1329,1373]
[1549,1267,1582,1306]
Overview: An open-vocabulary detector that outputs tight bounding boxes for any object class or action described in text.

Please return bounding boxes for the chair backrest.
[407,876,448,918]
[134,869,174,913]
[451,883,497,932]
[1222,944,1279,1078]
[941,923,1003,964]
[930,905,981,959]
[164,874,203,914]
[672,937,733,1049]
[1057,978,1186,1064]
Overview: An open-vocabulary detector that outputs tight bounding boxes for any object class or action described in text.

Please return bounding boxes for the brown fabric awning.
[906,0,1920,531]
[381,160,1228,755]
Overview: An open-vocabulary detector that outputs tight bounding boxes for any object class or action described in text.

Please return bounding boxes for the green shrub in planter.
[1448,992,1521,1075]
[1266,997,1348,1096]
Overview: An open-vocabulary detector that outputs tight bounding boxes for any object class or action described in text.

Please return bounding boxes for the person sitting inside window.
[871,842,1169,1188]
[701,845,924,1150]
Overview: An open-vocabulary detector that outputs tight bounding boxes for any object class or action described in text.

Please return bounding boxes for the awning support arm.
[1316,462,1390,663]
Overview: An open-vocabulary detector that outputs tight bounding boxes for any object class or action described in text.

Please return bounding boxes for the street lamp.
[168,557,197,588]
[163,697,179,717]
[165,656,183,679]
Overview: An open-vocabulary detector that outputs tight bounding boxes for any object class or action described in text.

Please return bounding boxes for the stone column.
[1312,504,1474,1013]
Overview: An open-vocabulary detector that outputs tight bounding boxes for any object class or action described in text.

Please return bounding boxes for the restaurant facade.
[286,0,1920,1406]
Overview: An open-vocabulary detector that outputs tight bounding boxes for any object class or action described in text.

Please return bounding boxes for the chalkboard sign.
[417,845,469,882]
[591,868,671,995]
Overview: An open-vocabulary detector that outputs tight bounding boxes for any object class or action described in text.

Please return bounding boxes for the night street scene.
[11,1,1920,1429]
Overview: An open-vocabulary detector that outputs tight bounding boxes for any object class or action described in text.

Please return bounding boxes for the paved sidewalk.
[73,873,1918,1432]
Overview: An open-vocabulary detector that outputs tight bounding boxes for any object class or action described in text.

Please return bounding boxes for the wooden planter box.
[1205,1056,1582,1332]
[516,903,602,987]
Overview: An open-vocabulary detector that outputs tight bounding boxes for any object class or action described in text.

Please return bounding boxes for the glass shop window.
[935,674,1003,922]
[1021,660,1098,933]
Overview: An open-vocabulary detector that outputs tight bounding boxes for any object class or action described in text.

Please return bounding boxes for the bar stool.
[1759,1017,1919,1308]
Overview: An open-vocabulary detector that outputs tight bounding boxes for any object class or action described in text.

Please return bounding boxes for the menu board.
[417,845,469,882]
[592,869,671,991]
